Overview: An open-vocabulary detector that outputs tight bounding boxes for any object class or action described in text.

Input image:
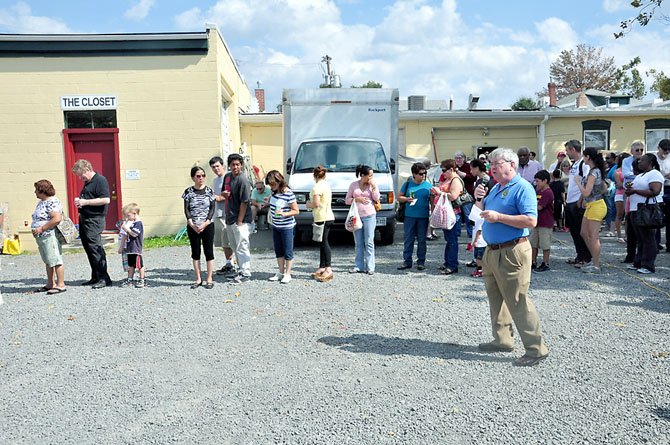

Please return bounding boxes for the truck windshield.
[292,141,390,173]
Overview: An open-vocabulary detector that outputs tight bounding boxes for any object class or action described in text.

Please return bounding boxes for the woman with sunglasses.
[397,162,433,271]
[182,165,216,288]
[435,159,464,275]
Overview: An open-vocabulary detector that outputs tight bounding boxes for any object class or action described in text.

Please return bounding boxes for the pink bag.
[430,194,456,230]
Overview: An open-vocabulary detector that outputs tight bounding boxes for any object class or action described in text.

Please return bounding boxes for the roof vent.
[408,95,425,111]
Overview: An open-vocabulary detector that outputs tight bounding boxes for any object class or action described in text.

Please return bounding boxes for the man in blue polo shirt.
[473,147,549,367]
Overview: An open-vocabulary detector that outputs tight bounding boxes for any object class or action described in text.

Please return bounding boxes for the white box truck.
[283,88,399,244]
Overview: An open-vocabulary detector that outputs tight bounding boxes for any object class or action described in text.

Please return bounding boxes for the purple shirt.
[536,187,555,228]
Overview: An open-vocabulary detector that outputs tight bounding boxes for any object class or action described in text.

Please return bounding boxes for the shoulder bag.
[395,179,411,222]
[55,214,79,245]
[632,197,665,229]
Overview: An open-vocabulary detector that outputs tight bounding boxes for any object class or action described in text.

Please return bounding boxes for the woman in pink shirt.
[345,164,380,274]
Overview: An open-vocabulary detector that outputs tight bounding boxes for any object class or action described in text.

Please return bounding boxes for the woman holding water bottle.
[397,162,433,271]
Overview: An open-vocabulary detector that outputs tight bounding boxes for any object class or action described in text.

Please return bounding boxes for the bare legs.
[580,218,602,267]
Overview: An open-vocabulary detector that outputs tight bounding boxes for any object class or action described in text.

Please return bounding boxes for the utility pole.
[322,55,332,77]
[321,55,340,88]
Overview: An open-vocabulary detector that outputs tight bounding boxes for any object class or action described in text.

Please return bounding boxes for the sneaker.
[604,231,615,237]
[581,264,600,273]
[617,237,626,244]
[626,264,638,270]
[119,278,133,288]
[471,269,483,278]
[536,263,550,272]
[575,261,592,269]
[268,273,283,281]
[349,268,361,274]
[637,267,653,274]
[531,262,538,271]
[466,260,477,268]
[367,271,375,275]
[280,274,292,284]
[252,223,257,234]
[135,279,146,288]
[216,264,235,275]
[228,274,251,284]
[466,243,473,252]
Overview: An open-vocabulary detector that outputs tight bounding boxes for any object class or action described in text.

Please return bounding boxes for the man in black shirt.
[72,159,112,288]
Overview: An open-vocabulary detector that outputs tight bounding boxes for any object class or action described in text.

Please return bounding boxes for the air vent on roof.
[408,95,425,111]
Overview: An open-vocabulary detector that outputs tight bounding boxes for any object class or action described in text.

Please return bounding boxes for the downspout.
[431,128,439,163]
[538,114,549,168]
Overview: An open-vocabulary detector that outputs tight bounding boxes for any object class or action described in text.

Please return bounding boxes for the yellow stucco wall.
[240,122,283,176]
[0,30,250,250]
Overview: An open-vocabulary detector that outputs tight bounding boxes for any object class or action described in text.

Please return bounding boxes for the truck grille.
[331,193,349,209]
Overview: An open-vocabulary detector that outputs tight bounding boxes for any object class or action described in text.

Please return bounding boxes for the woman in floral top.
[31,179,66,294]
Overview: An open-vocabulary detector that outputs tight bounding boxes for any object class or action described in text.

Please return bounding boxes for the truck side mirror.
[390,158,396,174]
[286,158,292,175]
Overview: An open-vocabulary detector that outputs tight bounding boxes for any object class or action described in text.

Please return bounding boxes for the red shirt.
[536,187,555,228]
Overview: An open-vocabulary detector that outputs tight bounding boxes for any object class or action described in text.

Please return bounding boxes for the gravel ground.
[0,227,669,445]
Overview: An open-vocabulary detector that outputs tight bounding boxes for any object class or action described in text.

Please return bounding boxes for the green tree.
[648,69,670,100]
[545,44,619,98]
[615,0,668,38]
[510,96,538,111]
[616,57,646,99]
[351,80,383,88]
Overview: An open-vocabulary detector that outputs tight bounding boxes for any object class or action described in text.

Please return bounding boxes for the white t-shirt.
[629,169,664,211]
[654,152,670,186]
[472,216,487,247]
[566,158,590,204]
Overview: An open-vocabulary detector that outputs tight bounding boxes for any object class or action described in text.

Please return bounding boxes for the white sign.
[61,95,118,111]
[125,170,141,180]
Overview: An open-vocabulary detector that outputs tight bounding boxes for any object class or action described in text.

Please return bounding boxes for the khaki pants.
[482,241,548,357]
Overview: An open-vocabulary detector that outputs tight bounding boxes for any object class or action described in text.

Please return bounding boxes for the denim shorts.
[272,226,295,260]
[473,246,486,260]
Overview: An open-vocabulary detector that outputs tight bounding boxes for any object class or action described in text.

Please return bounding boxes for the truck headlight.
[379,192,394,204]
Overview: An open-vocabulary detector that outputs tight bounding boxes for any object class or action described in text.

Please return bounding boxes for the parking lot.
[1,225,669,444]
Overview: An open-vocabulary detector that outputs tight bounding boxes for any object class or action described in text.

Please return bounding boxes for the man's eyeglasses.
[492,160,510,167]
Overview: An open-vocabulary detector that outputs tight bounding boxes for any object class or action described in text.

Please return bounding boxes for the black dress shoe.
[92,281,112,289]
[81,279,99,286]
[397,264,412,270]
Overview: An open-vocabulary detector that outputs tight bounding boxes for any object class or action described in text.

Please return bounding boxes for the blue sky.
[1,0,669,110]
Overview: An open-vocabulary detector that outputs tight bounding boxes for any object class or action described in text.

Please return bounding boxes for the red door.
[63,129,122,231]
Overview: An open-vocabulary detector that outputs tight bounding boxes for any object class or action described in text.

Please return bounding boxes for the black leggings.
[187,223,215,261]
[317,220,333,268]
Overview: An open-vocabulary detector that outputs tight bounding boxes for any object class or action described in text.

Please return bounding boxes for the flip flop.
[35,286,51,293]
[46,287,67,295]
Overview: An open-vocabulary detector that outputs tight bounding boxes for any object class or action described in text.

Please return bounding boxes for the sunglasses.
[416,171,427,176]
[194,174,206,178]
[633,149,644,153]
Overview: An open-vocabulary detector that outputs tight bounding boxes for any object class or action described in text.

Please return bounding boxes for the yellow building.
[241,106,670,174]
[0,27,250,250]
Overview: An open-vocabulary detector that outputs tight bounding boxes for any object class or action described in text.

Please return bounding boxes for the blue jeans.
[272,226,295,260]
[354,215,376,272]
[605,193,616,228]
[461,202,474,238]
[402,216,428,266]
[442,213,461,270]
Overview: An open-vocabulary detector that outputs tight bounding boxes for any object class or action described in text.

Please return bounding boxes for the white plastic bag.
[430,193,456,230]
[345,202,363,232]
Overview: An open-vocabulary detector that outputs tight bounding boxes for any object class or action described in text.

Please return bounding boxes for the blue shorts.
[473,246,486,260]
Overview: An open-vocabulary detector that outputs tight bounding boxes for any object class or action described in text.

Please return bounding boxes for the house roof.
[556,89,641,109]
[0,31,209,57]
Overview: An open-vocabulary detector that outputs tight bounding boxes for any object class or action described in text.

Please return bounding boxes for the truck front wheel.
[379,224,395,245]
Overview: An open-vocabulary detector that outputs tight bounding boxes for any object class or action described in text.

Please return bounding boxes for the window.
[644,119,670,151]
[583,130,608,150]
[64,110,117,129]
[292,141,390,173]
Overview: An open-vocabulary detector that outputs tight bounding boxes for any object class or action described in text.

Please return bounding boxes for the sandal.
[35,286,51,293]
[46,287,67,295]
[190,282,202,289]
[204,282,214,289]
[318,273,334,283]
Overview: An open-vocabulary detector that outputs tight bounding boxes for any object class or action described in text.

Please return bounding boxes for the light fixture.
[482,127,489,136]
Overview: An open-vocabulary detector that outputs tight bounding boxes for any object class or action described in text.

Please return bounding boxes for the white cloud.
[534,17,578,50]
[0,2,70,33]
[124,0,155,21]
[602,0,627,13]
[174,7,204,30]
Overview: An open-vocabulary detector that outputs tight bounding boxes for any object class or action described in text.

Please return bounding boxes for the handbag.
[632,197,665,229]
[55,214,78,245]
[3,235,22,255]
[373,200,382,212]
[430,194,456,230]
[345,202,363,232]
[312,222,325,242]
[395,179,410,222]
[453,177,474,207]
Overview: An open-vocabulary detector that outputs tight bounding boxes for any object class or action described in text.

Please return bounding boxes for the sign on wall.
[61,95,118,111]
